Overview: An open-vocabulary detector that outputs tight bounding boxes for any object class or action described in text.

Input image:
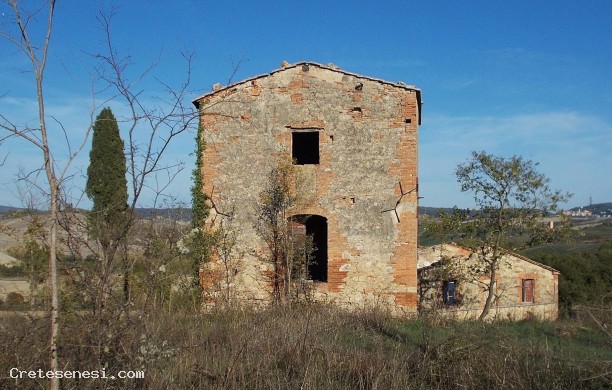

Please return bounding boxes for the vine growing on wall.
[189,122,212,282]
[191,123,208,226]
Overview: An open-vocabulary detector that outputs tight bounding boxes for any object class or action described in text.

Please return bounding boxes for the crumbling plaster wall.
[196,64,420,311]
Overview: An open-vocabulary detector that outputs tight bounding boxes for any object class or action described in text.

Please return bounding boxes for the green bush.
[533,241,612,315]
[0,264,26,277]
[5,292,25,307]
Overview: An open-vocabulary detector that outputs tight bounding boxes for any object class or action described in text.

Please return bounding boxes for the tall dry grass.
[1,303,610,389]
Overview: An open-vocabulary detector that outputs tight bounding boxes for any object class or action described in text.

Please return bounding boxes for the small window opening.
[292,131,319,165]
[443,281,456,305]
[405,118,412,124]
[522,279,534,303]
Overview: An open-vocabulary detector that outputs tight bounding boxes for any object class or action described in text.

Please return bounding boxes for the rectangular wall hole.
[350,107,363,118]
[292,131,319,165]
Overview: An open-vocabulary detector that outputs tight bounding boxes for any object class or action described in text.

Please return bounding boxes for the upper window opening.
[292,131,319,165]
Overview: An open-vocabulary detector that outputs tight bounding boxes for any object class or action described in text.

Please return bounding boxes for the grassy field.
[1,305,610,389]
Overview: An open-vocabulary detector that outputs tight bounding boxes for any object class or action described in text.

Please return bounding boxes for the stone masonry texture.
[193,62,422,312]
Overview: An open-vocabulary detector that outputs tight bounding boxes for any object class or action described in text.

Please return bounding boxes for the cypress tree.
[86,107,129,251]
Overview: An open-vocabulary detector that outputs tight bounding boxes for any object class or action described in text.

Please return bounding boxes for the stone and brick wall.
[193,62,421,312]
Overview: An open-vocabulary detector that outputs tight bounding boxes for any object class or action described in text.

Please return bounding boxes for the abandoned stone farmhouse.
[193,62,421,312]
[418,244,560,320]
[192,61,559,319]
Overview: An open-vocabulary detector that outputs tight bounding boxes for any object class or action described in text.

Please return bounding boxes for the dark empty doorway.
[290,214,328,282]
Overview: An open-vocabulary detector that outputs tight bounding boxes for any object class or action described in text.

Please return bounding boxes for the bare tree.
[426,151,571,320]
[1,2,199,386]
[254,157,315,304]
[255,159,295,303]
[1,2,79,387]
[55,10,199,373]
[212,210,242,303]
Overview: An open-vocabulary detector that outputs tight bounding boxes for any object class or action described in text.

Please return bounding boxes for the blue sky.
[1,0,611,209]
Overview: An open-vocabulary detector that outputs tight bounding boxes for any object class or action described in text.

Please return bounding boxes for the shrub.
[5,292,25,306]
[0,264,26,277]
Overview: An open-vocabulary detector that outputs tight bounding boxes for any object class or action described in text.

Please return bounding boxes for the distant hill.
[135,207,192,221]
[422,203,612,218]
[1,203,610,221]
[0,205,22,214]
[418,206,457,217]
[570,202,612,217]
[0,206,192,221]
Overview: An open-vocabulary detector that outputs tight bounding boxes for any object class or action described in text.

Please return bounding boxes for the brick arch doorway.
[289,214,328,282]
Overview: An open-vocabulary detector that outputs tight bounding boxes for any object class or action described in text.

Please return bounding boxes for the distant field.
[419,217,612,255]
[522,219,612,256]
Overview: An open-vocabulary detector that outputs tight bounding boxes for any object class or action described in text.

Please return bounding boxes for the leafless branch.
[227,55,247,85]
[91,10,197,211]
[0,114,44,149]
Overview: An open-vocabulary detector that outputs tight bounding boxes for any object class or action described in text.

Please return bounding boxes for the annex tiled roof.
[417,243,560,274]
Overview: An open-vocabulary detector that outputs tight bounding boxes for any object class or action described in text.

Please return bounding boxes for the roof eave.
[419,243,561,274]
